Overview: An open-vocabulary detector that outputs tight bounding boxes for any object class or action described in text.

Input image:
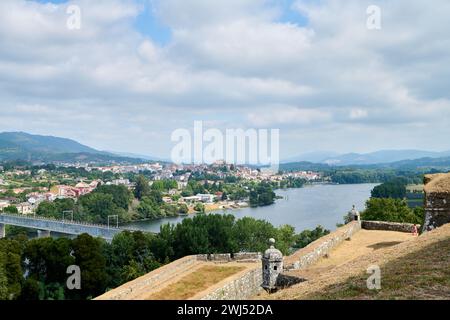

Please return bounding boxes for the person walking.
[412,224,419,236]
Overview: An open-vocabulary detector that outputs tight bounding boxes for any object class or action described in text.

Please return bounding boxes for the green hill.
[0,132,143,164]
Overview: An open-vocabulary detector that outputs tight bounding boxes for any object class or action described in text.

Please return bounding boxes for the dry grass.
[307,237,450,300]
[266,224,450,300]
[424,173,450,193]
[147,265,245,300]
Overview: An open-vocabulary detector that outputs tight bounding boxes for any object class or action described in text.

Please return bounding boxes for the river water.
[124,183,378,233]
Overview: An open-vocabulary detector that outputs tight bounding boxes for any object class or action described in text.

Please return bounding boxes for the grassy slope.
[308,236,450,300]
[271,224,450,300]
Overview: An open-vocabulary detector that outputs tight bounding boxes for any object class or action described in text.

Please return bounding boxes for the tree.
[371,178,407,199]
[294,226,330,249]
[94,185,132,210]
[134,175,150,200]
[0,255,9,300]
[276,225,297,254]
[181,185,194,197]
[136,196,161,219]
[0,238,21,300]
[79,192,126,224]
[178,204,189,214]
[232,217,278,253]
[3,205,18,214]
[194,202,205,213]
[149,225,174,263]
[36,201,58,218]
[249,183,275,207]
[23,237,74,285]
[72,234,108,299]
[18,278,40,300]
[362,198,423,224]
[54,198,76,213]
[187,181,206,195]
[171,217,211,258]
[151,179,177,192]
[106,231,160,287]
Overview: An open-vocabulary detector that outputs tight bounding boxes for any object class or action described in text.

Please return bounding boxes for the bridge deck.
[0,213,148,240]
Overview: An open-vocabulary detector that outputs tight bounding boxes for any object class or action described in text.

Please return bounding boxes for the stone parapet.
[200,267,263,300]
[362,220,419,233]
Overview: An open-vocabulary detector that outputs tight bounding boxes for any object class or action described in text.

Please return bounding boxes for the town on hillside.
[0,160,321,222]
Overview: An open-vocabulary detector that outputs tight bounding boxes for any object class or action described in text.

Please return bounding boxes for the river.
[124,183,378,233]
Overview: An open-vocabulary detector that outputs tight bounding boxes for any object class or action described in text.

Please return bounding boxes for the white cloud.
[349,109,368,120]
[247,106,331,127]
[0,0,450,158]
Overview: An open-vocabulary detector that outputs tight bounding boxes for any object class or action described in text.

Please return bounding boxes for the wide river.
[124,183,378,233]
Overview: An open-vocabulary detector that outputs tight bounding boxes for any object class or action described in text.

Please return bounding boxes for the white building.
[0,200,10,211]
[110,179,131,186]
[196,194,216,203]
[17,202,34,215]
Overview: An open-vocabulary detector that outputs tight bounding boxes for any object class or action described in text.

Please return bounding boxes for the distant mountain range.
[1,131,450,169]
[0,132,145,164]
[108,151,170,163]
[284,149,450,166]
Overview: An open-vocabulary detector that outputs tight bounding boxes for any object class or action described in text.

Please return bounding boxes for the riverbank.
[123,183,378,234]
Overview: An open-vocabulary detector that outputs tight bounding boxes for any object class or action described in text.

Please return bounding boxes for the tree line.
[0,214,329,300]
[361,177,424,225]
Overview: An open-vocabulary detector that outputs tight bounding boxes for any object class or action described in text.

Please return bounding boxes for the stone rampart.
[362,220,419,233]
[200,267,263,300]
[95,255,199,300]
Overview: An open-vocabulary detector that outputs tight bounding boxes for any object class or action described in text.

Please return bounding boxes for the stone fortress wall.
[198,221,363,300]
[362,220,420,233]
[96,252,262,300]
[197,220,421,300]
[97,216,433,300]
[95,255,199,300]
[199,267,263,300]
[423,173,450,231]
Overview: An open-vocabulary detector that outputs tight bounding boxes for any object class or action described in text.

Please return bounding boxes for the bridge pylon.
[37,230,51,238]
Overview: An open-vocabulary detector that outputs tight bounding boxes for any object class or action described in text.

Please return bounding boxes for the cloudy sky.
[0,0,449,160]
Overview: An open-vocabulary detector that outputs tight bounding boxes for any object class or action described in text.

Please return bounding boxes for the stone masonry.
[362,221,420,233]
[423,173,450,231]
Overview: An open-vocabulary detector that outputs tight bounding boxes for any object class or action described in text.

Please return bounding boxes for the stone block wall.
[95,255,199,300]
[209,253,232,262]
[196,252,261,263]
[233,252,262,262]
[423,173,450,231]
[200,222,362,299]
[423,192,450,231]
[200,267,263,300]
[362,220,419,233]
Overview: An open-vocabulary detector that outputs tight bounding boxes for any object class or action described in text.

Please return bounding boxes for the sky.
[0,0,449,160]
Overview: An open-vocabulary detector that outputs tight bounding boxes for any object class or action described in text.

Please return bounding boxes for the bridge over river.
[0,213,149,241]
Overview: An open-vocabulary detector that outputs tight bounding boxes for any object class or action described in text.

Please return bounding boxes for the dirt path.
[302,230,413,275]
